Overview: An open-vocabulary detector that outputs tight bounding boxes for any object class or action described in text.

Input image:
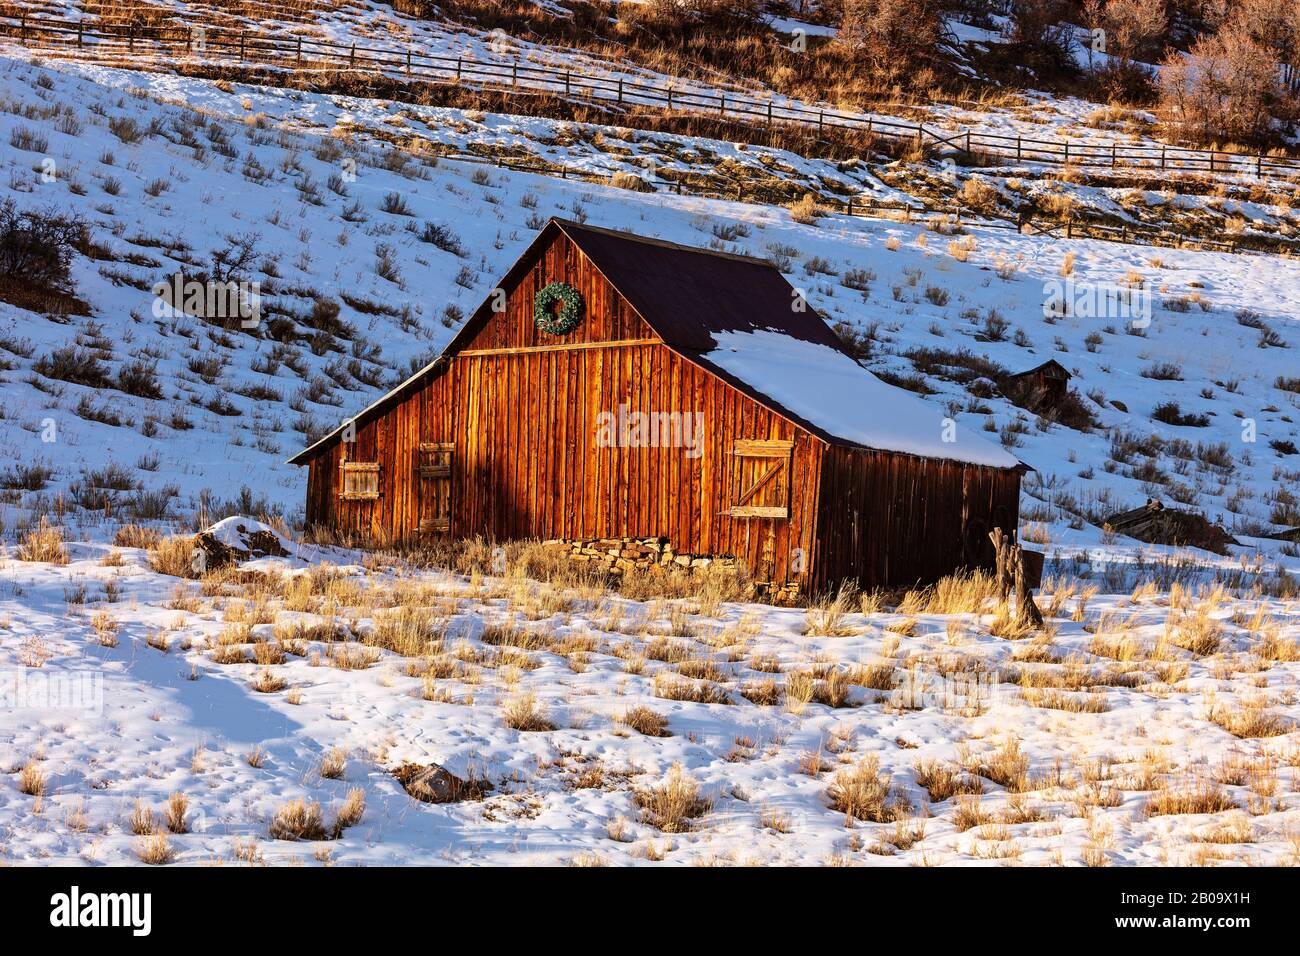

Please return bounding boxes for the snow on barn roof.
[290,219,1024,470]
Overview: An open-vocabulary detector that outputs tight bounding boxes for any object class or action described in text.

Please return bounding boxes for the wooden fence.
[1,14,1293,256]
[4,13,1300,179]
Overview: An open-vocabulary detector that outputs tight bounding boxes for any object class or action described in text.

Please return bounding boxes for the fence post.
[239,31,246,62]
[1016,136,1021,162]
[456,57,462,82]
[1111,144,1116,168]
[719,94,725,117]
[667,87,673,110]
[1256,154,1262,178]
[847,196,852,216]
[1063,141,1069,165]
[19,15,25,42]
[350,43,356,67]
[767,100,772,128]
[617,77,623,105]
[406,49,411,75]
[817,111,823,137]
[297,36,303,65]
[565,71,570,97]
[512,63,517,87]
[965,129,971,154]
[79,23,84,49]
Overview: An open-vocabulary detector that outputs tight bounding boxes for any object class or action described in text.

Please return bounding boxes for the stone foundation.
[540,536,801,604]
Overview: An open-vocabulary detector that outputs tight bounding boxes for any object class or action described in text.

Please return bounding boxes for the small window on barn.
[340,461,380,500]
[728,440,792,519]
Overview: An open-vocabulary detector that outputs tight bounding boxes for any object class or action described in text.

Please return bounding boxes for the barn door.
[727,440,792,518]
[417,442,454,534]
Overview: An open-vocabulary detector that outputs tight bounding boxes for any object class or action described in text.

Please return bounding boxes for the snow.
[1,31,1300,866]
[705,330,1023,468]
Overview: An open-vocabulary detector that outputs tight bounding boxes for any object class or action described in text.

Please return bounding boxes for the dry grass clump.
[269,798,327,841]
[827,755,913,824]
[1167,606,1222,656]
[634,764,711,833]
[331,788,365,837]
[913,760,985,803]
[329,644,380,670]
[1208,701,1291,738]
[652,670,732,705]
[319,747,348,780]
[804,583,861,636]
[739,678,781,706]
[1145,778,1237,817]
[501,692,556,731]
[91,610,120,646]
[129,799,155,835]
[251,668,288,693]
[136,833,175,865]
[897,571,1000,615]
[367,606,446,656]
[148,534,196,577]
[17,518,68,564]
[17,761,46,796]
[164,791,189,834]
[114,523,162,549]
[617,705,671,737]
[963,739,1031,792]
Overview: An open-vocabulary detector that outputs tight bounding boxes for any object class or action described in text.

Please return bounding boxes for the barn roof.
[290,219,1024,470]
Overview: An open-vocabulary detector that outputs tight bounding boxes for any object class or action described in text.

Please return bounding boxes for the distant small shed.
[1000,359,1071,413]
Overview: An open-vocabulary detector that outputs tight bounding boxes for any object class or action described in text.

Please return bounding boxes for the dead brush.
[896,570,1000,615]
[91,610,120,646]
[251,668,288,693]
[269,798,327,841]
[652,670,733,705]
[739,678,781,706]
[846,662,896,690]
[136,833,175,865]
[17,518,68,564]
[963,738,1031,792]
[319,747,348,780]
[480,620,550,652]
[617,705,672,737]
[330,788,365,837]
[1208,700,1291,738]
[17,761,46,796]
[676,657,729,682]
[164,791,189,834]
[1167,606,1223,656]
[501,692,556,731]
[148,535,196,576]
[827,755,913,824]
[1145,777,1238,817]
[644,637,694,663]
[329,644,380,671]
[634,764,711,833]
[114,523,162,549]
[129,798,155,835]
[804,583,861,636]
[253,641,286,666]
[913,760,985,802]
[367,605,447,656]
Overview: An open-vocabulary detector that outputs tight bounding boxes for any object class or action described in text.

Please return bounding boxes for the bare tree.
[1159,14,1285,144]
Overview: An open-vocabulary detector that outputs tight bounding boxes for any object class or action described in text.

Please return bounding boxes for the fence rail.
[4,13,1300,180]
[1,14,1294,257]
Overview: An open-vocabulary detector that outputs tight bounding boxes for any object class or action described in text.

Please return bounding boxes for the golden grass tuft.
[136,833,175,865]
[617,705,671,737]
[827,755,913,824]
[269,798,327,841]
[148,535,196,577]
[1145,778,1237,817]
[501,692,556,731]
[17,518,68,564]
[634,764,711,833]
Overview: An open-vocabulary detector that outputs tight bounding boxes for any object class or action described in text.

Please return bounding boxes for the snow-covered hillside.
[3,52,1300,557]
[2,34,1300,870]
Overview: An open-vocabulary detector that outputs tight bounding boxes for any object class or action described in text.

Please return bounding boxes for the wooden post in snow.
[990,528,1042,628]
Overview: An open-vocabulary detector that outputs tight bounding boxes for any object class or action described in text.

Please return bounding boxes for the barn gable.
[291,219,1022,472]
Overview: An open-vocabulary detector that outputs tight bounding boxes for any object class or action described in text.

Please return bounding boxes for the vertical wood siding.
[810,446,1021,592]
[300,228,1020,590]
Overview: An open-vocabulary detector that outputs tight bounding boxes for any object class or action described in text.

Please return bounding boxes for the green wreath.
[534,281,584,336]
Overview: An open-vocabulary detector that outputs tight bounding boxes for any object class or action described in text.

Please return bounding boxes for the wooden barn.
[289,219,1027,592]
